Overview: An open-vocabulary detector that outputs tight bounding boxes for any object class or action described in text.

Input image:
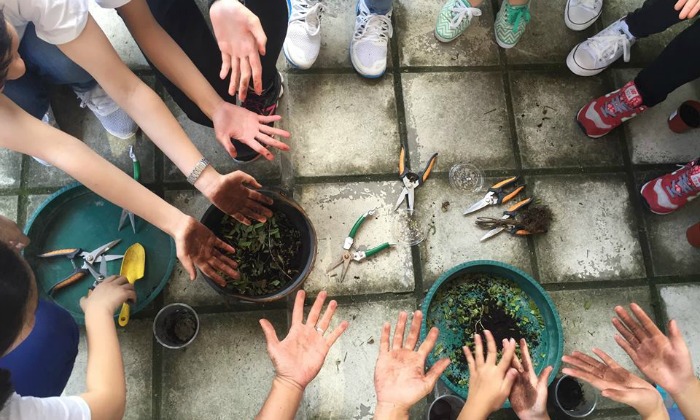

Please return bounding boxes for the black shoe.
[231,72,284,163]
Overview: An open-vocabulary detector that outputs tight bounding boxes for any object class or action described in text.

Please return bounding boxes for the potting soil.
[557,376,585,410]
[427,274,547,391]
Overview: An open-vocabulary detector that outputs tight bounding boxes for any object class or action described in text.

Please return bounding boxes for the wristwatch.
[187,158,210,185]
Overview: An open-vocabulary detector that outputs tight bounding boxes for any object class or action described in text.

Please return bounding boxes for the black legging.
[626,0,700,107]
[136,0,288,126]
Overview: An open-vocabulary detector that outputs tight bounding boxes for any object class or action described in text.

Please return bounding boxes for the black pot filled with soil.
[200,188,317,303]
[553,375,597,417]
[153,303,199,349]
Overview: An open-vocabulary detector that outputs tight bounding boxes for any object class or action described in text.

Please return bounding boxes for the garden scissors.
[38,239,123,294]
[464,176,525,215]
[118,145,140,233]
[394,147,438,213]
[478,197,533,242]
[327,209,394,282]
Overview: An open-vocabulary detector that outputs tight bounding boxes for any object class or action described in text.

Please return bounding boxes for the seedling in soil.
[218,213,302,296]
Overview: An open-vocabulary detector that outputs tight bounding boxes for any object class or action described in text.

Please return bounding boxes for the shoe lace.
[289,0,326,35]
[76,86,113,113]
[354,13,393,42]
[570,0,600,11]
[601,94,633,119]
[667,162,700,198]
[449,1,482,29]
[586,32,631,63]
[504,3,531,33]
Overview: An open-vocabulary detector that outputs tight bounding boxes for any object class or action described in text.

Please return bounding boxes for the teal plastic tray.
[23,183,176,324]
[420,260,563,406]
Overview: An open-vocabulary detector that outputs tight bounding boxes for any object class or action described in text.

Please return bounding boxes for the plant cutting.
[218,213,303,296]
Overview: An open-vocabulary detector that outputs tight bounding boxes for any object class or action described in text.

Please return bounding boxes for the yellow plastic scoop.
[118,243,145,327]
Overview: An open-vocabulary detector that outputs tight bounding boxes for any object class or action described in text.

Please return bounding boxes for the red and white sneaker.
[641,159,700,215]
[576,80,647,138]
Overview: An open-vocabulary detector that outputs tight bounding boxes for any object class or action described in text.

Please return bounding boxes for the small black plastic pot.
[199,188,317,303]
[427,395,465,420]
[153,303,199,349]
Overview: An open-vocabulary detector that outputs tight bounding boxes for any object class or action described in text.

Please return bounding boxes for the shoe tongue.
[622,83,642,107]
[690,165,700,188]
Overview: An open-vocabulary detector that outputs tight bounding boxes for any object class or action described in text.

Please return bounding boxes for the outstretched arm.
[0,95,237,284]
[116,0,290,160]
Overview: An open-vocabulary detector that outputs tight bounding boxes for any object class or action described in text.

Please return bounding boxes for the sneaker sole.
[574,108,607,139]
[566,47,606,77]
[434,29,459,43]
[639,180,675,215]
[564,6,601,31]
[283,43,316,70]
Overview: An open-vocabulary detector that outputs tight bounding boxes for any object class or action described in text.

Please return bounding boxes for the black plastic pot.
[199,188,317,303]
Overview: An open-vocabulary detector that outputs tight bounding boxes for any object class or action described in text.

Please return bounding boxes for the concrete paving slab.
[505,0,597,65]
[402,72,516,172]
[160,310,286,420]
[602,0,693,67]
[395,0,499,67]
[614,69,700,165]
[295,181,415,296]
[285,73,399,178]
[510,72,624,169]
[531,175,645,283]
[63,319,153,420]
[164,190,227,306]
[414,178,533,290]
[640,171,700,277]
[550,286,653,410]
[659,284,700,378]
[161,93,282,183]
[89,2,148,69]
[303,298,427,419]
[0,150,22,189]
[0,196,18,222]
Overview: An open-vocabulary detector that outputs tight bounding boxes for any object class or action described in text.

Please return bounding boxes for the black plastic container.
[199,188,317,303]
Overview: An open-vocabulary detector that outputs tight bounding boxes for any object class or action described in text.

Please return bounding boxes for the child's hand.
[0,214,29,250]
[675,0,700,19]
[459,331,518,420]
[80,276,136,316]
[509,339,553,420]
[562,348,665,418]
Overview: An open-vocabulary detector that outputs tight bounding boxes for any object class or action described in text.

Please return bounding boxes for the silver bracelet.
[186,158,210,185]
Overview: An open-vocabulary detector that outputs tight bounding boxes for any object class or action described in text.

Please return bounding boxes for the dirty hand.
[80,275,136,316]
[374,311,451,418]
[612,303,696,396]
[259,290,349,390]
[562,348,666,418]
[0,214,29,250]
[460,332,518,420]
[509,339,553,420]
[201,170,274,225]
[675,0,700,19]
[212,101,290,161]
[173,215,238,286]
[210,0,266,100]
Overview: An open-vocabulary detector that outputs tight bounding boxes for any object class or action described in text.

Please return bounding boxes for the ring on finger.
[315,326,324,334]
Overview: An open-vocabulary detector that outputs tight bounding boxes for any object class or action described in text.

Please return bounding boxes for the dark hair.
[0,369,13,410]
[0,9,13,88]
[0,241,32,356]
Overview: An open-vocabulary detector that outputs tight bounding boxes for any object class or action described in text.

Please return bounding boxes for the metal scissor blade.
[326,254,346,274]
[480,227,505,242]
[85,239,122,262]
[394,188,408,211]
[464,198,489,215]
[128,212,136,234]
[407,187,415,213]
[118,209,129,231]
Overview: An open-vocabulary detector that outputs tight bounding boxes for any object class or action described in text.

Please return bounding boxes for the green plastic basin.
[420,260,563,407]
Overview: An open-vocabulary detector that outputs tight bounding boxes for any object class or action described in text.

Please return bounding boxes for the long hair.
[0,241,32,356]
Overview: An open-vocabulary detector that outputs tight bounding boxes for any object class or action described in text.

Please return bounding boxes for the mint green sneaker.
[435,0,482,43]
[495,1,531,49]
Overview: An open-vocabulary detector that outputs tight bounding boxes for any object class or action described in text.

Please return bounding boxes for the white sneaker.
[565,0,603,31]
[283,0,326,69]
[566,17,635,76]
[350,0,393,78]
[75,84,138,139]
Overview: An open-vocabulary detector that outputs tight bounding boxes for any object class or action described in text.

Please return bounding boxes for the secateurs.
[38,239,123,295]
[463,176,525,215]
[476,198,553,242]
[327,209,394,282]
[394,147,438,213]
[118,145,141,233]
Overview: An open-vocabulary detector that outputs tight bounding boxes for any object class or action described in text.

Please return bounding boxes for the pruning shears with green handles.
[326,209,394,282]
[118,145,141,233]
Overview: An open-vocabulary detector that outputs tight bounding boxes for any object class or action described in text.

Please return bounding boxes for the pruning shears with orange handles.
[463,176,525,215]
[477,197,534,241]
[394,147,438,213]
